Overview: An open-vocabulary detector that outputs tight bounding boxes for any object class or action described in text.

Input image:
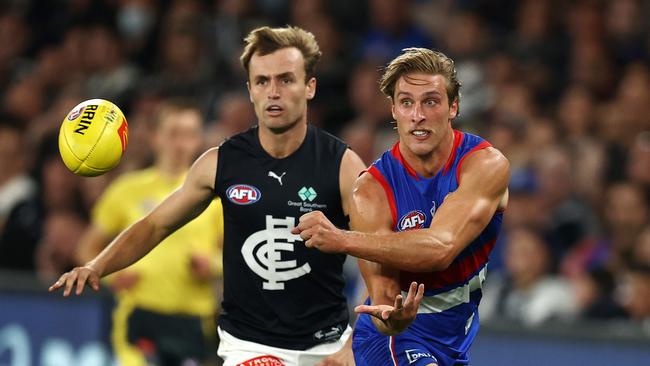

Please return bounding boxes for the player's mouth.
[266,104,284,117]
[410,129,431,140]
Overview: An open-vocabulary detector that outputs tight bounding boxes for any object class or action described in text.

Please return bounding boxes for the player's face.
[155,110,203,169]
[247,47,316,134]
[391,72,458,157]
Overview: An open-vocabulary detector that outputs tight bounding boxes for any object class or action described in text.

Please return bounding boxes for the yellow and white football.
[58,99,128,177]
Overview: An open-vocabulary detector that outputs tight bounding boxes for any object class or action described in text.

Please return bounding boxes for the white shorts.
[217,326,352,366]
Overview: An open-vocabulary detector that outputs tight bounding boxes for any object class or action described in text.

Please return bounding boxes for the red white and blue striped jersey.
[362,129,503,355]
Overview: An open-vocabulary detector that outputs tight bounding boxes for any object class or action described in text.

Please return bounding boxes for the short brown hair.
[153,98,202,130]
[240,26,322,82]
[380,48,461,109]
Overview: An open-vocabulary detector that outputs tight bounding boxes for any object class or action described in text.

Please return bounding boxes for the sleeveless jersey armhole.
[364,167,398,230]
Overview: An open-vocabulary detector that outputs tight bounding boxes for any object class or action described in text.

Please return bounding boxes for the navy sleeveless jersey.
[354,130,503,363]
[215,125,350,350]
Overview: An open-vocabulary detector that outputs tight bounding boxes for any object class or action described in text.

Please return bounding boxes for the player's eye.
[424,99,438,106]
[401,99,413,107]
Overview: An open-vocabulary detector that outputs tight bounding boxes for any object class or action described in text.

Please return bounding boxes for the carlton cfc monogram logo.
[227,184,261,205]
[241,215,311,290]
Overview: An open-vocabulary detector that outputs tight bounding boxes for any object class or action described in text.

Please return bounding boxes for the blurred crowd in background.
[0,0,649,330]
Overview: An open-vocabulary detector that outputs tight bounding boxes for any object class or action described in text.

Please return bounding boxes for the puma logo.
[268,171,286,186]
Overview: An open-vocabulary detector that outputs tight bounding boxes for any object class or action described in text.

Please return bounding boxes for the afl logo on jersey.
[399,210,426,231]
[226,184,261,205]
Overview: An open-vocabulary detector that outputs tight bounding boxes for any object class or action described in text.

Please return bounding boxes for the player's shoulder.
[310,124,348,151]
[465,146,509,170]
[353,170,386,200]
[218,126,258,150]
[458,146,510,187]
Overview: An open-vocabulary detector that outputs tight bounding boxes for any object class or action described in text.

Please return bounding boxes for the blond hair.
[240,26,322,82]
[380,48,461,109]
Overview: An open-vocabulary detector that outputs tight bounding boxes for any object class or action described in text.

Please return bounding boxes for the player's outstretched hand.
[48,265,101,296]
[292,210,347,253]
[354,282,425,336]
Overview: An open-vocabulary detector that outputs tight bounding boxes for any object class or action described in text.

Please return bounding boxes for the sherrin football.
[58,99,128,177]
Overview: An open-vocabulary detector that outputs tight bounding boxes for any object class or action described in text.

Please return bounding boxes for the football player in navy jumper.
[50,26,366,366]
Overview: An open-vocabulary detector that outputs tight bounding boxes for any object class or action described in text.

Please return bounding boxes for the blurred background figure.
[204,91,254,148]
[0,120,38,271]
[75,100,223,366]
[35,209,86,281]
[481,226,578,327]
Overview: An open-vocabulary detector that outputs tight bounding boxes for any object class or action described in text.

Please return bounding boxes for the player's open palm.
[355,282,424,336]
[48,265,101,296]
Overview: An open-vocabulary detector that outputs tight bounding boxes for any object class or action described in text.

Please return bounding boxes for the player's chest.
[394,181,453,232]
[220,164,337,216]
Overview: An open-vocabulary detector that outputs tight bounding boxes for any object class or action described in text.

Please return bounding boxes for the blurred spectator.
[441,10,494,127]
[35,209,86,281]
[116,0,158,66]
[534,145,598,263]
[570,267,627,320]
[358,0,432,63]
[481,226,578,326]
[212,0,268,87]
[83,24,140,107]
[601,182,649,271]
[506,0,568,103]
[0,121,38,271]
[0,12,31,90]
[300,14,354,130]
[76,99,222,366]
[205,92,254,148]
[143,4,216,111]
[604,0,647,65]
[619,262,650,324]
[632,228,650,267]
[339,122,376,166]
[344,62,394,156]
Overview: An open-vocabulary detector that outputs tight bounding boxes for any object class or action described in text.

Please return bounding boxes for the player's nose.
[268,80,280,99]
[411,103,425,123]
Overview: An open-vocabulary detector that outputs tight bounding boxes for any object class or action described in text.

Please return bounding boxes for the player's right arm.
[49,147,220,296]
[349,173,424,335]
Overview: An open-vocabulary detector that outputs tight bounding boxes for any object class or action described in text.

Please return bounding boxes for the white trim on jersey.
[405,266,487,314]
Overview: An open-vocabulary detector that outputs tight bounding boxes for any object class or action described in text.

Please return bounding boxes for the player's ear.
[391,97,397,120]
[306,77,316,100]
[449,98,458,119]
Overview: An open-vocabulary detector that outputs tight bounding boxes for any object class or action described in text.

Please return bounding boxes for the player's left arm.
[297,147,509,272]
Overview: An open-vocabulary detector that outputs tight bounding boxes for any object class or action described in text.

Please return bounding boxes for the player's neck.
[258,121,308,159]
[155,159,187,180]
[400,128,455,178]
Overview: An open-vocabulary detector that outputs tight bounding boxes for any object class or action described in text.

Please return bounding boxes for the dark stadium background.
[1,0,649,365]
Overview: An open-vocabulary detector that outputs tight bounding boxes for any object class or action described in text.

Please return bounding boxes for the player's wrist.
[85,261,103,277]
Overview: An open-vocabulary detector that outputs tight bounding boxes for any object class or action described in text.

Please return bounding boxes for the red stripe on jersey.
[400,238,497,291]
[390,336,399,366]
[367,166,398,229]
[390,142,419,180]
[455,141,492,184]
[442,129,464,175]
